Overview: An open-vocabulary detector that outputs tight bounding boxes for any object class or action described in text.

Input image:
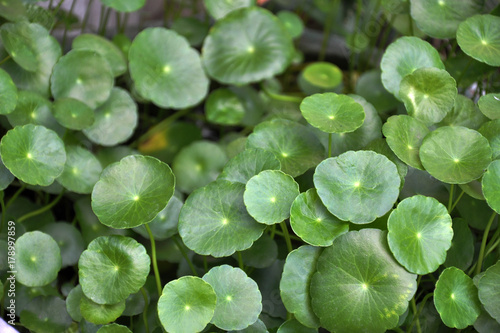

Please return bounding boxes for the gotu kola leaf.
[457,14,500,67]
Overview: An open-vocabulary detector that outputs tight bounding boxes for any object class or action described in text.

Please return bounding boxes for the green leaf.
[202,7,294,85]
[171,17,209,47]
[482,160,500,214]
[56,145,102,194]
[280,245,321,328]
[80,294,125,325]
[298,62,342,95]
[72,33,127,77]
[444,218,474,270]
[419,126,492,184]
[157,276,217,333]
[478,93,500,120]
[246,119,324,177]
[51,49,114,109]
[25,4,55,31]
[100,0,145,12]
[399,67,457,125]
[383,115,430,170]
[40,222,85,267]
[0,124,66,186]
[178,180,266,257]
[457,14,500,66]
[290,189,348,247]
[82,87,138,147]
[313,150,400,224]
[78,235,150,304]
[438,94,488,129]
[229,319,268,332]
[66,285,83,322]
[206,88,245,126]
[129,27,209,109]
[0,68,17,115]
[0,156,15,190]
[20,296,72,333]
[244,170,299,225]
[0,0,26,21]
[434,267,482,328]
[91,155,175,229]
[310,229,417,333]
[204,0,254,19]
[97,323,133,333]
[237,233,278,269]
[202,265,262,330]
[381,37,444,99]
[355,69,399,115]
[387,195,453,274]
[15,231,61,287]
[218,148,281,184]
[478,260,500,322]
[277,319,317,333]
[133,196,183,241]
[173,141,228,193]
[410,0,484,38]
[300,93,365,133]
[53,98,95,130]
[277,10,304,39]
[364,138,408,188]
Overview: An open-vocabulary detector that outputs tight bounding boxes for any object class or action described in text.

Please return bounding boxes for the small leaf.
[479,119,500,160]
[57,145,102,194]
[52,98,95,130]
[97,323,133,333]
[478,93,500,120]
[478,260,500,322]
[206,88,245,126]
[0,68,17,115]
[80,294,125,325]
[482,160,500,214]
[218,148,281,184]
[204,0,254,20]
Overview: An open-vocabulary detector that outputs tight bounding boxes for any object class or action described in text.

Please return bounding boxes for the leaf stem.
[273,229,302,242]
[0,55,11,66]
[280,221,293,253]
[408,293,433,332]
[173,235,198,276]
[447,184,454,213]
[145,224,163,296]
[18,189,65,223]
[318,0,337,61]
[5,184,25,209]
[328,133,332,158]
[476,212,497,275]
[410,297,422,333]
[449,190,465,214]
[269,224,276,240]
[140,287,150,333]
[237,251,245,271]
[81,0,94,33]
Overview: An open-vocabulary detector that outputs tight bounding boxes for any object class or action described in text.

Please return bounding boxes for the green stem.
[140,287,150,333]
[410,297,422,333]
[273,229,302,242]
[328,133,332,158]
[280,221,293,253]
[0,193,5,232]
[476,212,497,275]
[261,84,303,103]
[447,184,455,213]
[408,293,433,332]
[145,224,162,296]
[6,184,26,209]
[18,189,65,223]
[318,0,337,61]
[485,238,500,258]
[52,0,66,17]
[237,251,245,271]
[81,0,94,33]
[173,235,198,276]
[449,190,465,214]
[120,13,129,33]
[0,55,11,66]
[486,226,500,253]
[269,224,276,240]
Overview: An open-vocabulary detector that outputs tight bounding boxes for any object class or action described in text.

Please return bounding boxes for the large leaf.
[457,14,500,66]
[310,229,417,333]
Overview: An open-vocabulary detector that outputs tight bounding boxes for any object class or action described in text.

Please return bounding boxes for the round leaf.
[82,87,138,146]
[300,93,365,133]
[57,145,102,194]
[399,67,457,125]
[364,138,408,188]
[280,245,321,328]
[0,124,66,186]
[66,285,83,322]
[40,222,85,267]
[80,294,125,325]
[202,265,262,330]
[434,267,482,328]
[157,276,217,333]
[419,126,492,184]
[298,62,342,94]
[387,195,453,274]
[91,155,175,229]
[53,98,94,130]
[478,93,500,120]
[218,148,281,184]
[202,7,294,85]
[244,170,299,225]
[313,150,400,224]
[97,323,132,333]
[15,231,61,287]
[355,69,399,115]
[457,15,500,66]
[478,260,500,322]
[20,296,72,333]
[290,189,349,247]
[133,196,183,241]
[206,88,245,126]
[482,159,500,214]
[100,0,145,12]
[171,17,209,47]
[0,68,17,115]
[479,120,500,160]
[204,0,254,19]
[437,94,487,129]
[178,180,266,257]
[381,37,444,99]
[410,0,484,38]
[310,229,417,333]
[277,10,304,39]
[383,115,430,170]
[173,141,228,193]
[129,27,209,109]
[51,49,114,109]
[78,235,150,304]
[72,33,127,77]
[246,119,324,177]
